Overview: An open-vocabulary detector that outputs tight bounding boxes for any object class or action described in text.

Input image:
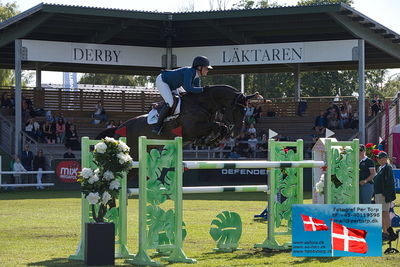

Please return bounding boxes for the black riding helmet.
[192,56,213,69]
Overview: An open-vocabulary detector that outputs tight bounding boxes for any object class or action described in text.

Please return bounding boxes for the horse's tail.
[96,127,117,140]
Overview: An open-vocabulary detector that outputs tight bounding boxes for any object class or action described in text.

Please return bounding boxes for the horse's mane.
[207,84,240,93]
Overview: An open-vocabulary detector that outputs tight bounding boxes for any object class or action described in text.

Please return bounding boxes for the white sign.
[174,40,358,67]
[22,39,164,67]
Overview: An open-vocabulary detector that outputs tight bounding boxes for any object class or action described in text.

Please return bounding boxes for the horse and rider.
[97,55,258,160]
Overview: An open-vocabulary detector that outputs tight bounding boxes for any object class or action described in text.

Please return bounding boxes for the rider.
[152,55,212,135]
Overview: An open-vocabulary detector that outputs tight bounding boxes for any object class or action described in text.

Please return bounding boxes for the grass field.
[0,190,399,267]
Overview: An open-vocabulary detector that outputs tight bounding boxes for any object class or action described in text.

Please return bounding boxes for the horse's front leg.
[201,122,228,146]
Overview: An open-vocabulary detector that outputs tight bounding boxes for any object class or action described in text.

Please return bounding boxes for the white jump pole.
[128,185,268,196]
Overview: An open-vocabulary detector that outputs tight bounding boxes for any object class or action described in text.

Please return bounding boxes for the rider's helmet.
[192,56,213,69]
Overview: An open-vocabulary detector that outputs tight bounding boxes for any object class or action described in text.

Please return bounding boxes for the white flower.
[117,152,128,164]
[86,192,100,205]
[102,191,112,205]
[88,175,99,184]
[315,175,324,194]
[125,154,133,163]
[81,168,93,179]
[94,142,107,154]
[109,179,120,190]
[105,137,117,144]
[118,142,130,152]
[94,168,100,176]
[103,170,115,181]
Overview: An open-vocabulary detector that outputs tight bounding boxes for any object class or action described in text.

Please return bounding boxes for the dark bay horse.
[97,85,255,160]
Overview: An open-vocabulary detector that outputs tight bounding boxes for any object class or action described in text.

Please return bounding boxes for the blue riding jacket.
[161,67,203,93]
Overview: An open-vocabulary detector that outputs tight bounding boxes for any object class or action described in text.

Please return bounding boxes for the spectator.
[374,151,397,241]
[344,100,352,115]
[64,147,76,159]
[257,134,268,158]
[314,111,327,135]
[117,120,124,127]
[107,120,116,128]
[13,156,26,184]
[20,144,33,173]
[339,106,349,129]
[245,103,255,124]
[328,112,340,129]
[297,100,308,117]
[370,95,382,116]
[32,118,42,141]
[350,112,359,129]
[247,123,257,137]
[24,119,35,139]
[236,132,250,157]
[42,121,56,144]
[1,92,12,108]
[65,124,80,150]
[33,150,46,190]
[327,101,341,118]
[45,110,55,123]
[92,101,108,124]
[359,145,376,204]
[252,104,262,123]
[56,118,66,144]
[247,133,258,158]
[228,142,242,159]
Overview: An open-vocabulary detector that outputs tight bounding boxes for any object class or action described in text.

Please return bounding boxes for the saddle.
[147,95,181,125]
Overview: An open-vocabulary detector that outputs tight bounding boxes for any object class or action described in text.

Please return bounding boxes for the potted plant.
[78,137,133,266]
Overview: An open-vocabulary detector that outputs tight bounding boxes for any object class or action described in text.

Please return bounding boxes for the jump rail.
[128,185,268,195]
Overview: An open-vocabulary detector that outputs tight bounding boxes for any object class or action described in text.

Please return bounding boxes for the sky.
[8,0,400,85]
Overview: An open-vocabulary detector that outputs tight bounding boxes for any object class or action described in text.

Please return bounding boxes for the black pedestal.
[84,222,115,266]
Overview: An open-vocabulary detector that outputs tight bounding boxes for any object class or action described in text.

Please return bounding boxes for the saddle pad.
[147,98,181,125]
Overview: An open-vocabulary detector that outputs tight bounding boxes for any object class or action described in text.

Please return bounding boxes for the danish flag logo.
[332,222,368,254]
[300,214,329,231]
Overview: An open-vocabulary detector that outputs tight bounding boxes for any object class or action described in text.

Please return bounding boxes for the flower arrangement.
[79,137,133,222]
[365,143,381,164]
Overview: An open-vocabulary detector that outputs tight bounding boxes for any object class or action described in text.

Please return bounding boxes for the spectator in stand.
[56,118,66,144]
[252,104,262,123]
[13,156,26,184]
[237,132,250,157]
[374,151,397,241]
[247,133,258,158]
[257,134,268,158]
[228,142,242,159]
[24,119,35,139]
[92,101,108,124]
[117,120,124,127]
[350,112,359,129]
[32,118,42,141]
[359,145,376,204]
[64,147,76,159]
[247,123,257,137]
[65,124,80,150]
[339,106,349,129]
[20,144,33,183]
[42,121,56,144]
[327,101,341,117]
[107,120,116,128]
[33,149,46,190]
[245,103,255,125]
[370,95,382,116]
[45,110,55,123]
[297,100,308,117]
[314,111,327,135]
[327,109,339,129]
[344,100,352,115]
[1,92,12,108]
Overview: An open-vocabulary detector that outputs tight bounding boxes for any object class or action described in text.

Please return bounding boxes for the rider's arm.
[183,68,203,93]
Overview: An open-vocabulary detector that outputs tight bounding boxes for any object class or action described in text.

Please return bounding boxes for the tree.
[0,1,19,86]
[79,73,155,87]
[209,0,231,10]
[297,0,353,5]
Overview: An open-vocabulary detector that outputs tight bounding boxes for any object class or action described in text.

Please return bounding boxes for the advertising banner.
[292,204,382,257]
[51,159,81,190]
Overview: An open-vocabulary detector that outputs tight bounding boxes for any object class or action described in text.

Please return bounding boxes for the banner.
[51,159,81,190]
[292,204,382,257]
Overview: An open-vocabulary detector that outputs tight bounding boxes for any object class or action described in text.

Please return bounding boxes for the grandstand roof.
[0,3,399,74]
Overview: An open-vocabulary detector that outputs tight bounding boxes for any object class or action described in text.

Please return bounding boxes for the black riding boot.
[152,104,171,135]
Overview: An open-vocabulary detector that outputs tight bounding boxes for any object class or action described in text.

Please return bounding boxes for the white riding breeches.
[156,74,174,106]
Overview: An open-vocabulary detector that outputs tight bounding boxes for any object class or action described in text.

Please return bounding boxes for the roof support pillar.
[358,39,366,144]
[14,40,22,155]
[241,74,245,94]
[294,64,301,102]
[35,63,41,89]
